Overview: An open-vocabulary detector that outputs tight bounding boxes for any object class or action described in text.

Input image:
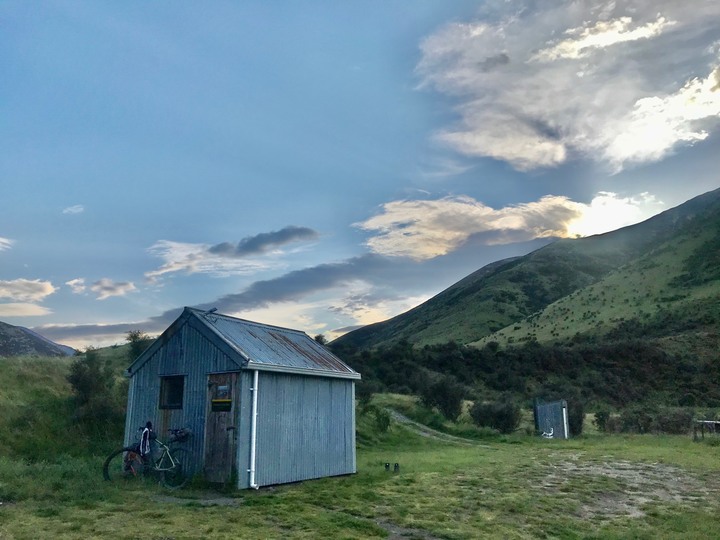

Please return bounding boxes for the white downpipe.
[562,404,569,439]
[249,369,259,488]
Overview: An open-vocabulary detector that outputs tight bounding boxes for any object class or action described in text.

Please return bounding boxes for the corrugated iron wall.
[534,399,569,439]
[236,371,356,489]
[124,319,240,474]
[126,314,357,488]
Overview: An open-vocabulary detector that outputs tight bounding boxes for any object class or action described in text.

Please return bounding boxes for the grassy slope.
[0,346,131,460]
[471,202,720,358]
[333,187,720,353]
[335,243,621,351]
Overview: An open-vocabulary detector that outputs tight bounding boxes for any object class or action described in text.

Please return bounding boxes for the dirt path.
[387,409,492,447]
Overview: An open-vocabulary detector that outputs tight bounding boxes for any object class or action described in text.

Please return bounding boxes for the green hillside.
[333,187,720,353]
[472,207,720,355]
[0,346,131,461]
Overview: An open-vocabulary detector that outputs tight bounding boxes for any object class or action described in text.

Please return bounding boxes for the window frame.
[159,375,185,410]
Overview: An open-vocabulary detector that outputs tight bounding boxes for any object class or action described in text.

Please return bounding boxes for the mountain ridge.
[0,321,75,358]
[333,187,720,353]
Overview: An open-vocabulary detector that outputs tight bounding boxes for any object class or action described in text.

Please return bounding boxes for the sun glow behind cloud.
[565,192,664,237]
[358,192,665,259]
[417,1,720,171]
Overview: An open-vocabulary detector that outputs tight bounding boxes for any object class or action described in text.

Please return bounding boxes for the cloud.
[34,254,420,346]
[90,278,137,300]
[532,15,674,61]
[146,226,318,281]
[66,278,86,294]
[146,240,270,281]
[0,303,53,317]
[356,192,665,259]
[208,226,319,257]
[62,204,85,215]
[601,66,720,168]
[328,286,431,329]
[0,279,57,302]
[32,321,158,349]
[0,237,13,251]
[197,254,392,314]
[30,256,395,345]
[417,0,720,171]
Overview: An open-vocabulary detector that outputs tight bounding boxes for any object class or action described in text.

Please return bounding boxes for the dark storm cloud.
[208,226,319,257]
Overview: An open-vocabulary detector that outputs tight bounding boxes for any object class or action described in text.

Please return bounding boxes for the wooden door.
[204,372,239,483]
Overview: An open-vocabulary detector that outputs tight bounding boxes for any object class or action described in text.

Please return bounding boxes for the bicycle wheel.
[103,446,148,482]
[160,447,193,489]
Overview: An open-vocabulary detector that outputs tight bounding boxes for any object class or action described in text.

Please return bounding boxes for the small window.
[160,376,185,409]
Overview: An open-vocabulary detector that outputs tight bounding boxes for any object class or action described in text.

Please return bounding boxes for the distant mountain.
[0,321,76,357]
[333,187,720,356]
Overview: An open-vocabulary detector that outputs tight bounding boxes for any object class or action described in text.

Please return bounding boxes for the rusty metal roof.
[188,308,360,380]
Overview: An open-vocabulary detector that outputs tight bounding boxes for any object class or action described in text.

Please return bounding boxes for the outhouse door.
[204,372,239,483]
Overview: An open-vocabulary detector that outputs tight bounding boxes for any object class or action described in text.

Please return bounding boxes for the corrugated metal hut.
[124,307,360,489]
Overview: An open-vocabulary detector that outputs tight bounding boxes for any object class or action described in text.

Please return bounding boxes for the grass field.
[2,405,720,539]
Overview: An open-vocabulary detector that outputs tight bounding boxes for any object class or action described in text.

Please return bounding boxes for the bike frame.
[153,440,181,472]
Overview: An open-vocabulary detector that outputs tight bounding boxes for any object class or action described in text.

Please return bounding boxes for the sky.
[1,0,719,350]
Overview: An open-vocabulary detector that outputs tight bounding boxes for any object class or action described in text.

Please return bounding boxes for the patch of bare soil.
[537,453,716,519]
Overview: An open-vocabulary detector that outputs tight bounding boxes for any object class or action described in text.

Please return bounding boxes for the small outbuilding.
[124,307,360,489]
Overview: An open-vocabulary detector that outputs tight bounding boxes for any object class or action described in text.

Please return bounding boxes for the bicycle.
[103,427,194,489]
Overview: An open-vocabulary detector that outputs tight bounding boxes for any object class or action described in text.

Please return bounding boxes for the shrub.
[608,406,692,434]
[419,375,465,422]
[373,408,391,433]
[568,399,585,436]
[619,405,656,433]
[67,348,124,440]
[126,330,153,362]
[594,409,611,432]
[469,398,522,434]
[655,408,693,434]
[356,379,382,412]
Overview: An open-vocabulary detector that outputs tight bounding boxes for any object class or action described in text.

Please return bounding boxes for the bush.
[356,379,382,412]
[373,408,391,433]
[126,330,153,362]
[419,375,465,422]
[67,348,124,440]
[568,399,585,436]
[605,406,693,434]
[655,408,693,434]
[619,405,656,433]
[594,409,611,432]
[469,398,522,434]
